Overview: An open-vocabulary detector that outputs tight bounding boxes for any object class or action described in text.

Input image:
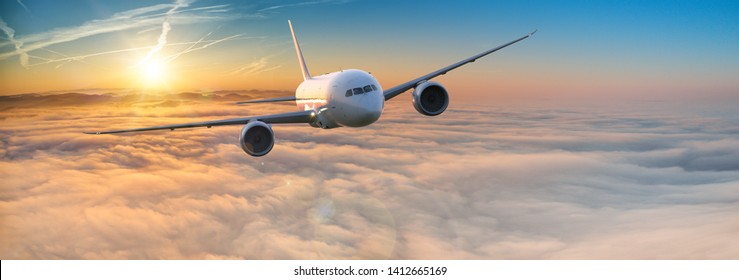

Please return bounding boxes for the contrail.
[136,0,193,67]
[35,48,118,70]
[259,0,353,12]
[230,56,282,76]
[0,17,29,68]
[17,0,32,16]
[164,34,244,63]
[165,30,214,62]
[27,36,247,67]
[0,2,232,66]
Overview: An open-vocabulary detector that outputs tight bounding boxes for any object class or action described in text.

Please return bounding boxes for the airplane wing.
[383,30,536,101]
[84,110,313,134]
[235,96,297,104]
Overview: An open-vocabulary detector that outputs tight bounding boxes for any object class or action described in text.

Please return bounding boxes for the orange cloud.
[1,90,738,259]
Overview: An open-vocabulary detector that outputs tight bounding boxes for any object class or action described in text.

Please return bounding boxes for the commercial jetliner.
[86,21,536,157]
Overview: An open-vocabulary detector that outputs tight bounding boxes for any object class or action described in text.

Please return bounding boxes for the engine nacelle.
[239,121,274,157]
[412,81,449,116]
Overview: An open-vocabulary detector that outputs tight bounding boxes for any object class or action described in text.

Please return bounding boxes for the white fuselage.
[296,69,384,128]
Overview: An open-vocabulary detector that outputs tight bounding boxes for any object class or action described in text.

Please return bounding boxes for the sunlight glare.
[135,59,170,90]
[142,60,165,82]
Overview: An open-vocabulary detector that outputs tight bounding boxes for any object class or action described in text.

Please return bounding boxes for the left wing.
[235,96,297,104]
[84,110,313,134]
[383,30,536,101]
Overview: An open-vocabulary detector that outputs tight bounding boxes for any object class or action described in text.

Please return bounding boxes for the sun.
[141,61,164,81]
[135,59,170,90]
[142,60,165,82]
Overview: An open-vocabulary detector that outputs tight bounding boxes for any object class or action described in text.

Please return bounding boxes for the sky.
[0,0,737,102]
[1,0,739,260]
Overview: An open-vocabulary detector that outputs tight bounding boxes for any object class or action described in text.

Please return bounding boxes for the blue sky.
[1,0,737,101]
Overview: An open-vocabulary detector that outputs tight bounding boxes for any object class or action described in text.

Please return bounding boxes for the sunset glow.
[1,0,739,261]
[0,0,736,102]
[137,59,169,89]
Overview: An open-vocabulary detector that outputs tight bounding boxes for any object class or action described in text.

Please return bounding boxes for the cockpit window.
[346,85,380,97]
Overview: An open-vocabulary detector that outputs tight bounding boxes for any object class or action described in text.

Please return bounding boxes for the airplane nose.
[346,95,382,127]
[353,106,380,126]
[361,105,381,121]
[363,95,383,117]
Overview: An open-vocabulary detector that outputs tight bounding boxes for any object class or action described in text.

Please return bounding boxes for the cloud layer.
[1,91,738,259]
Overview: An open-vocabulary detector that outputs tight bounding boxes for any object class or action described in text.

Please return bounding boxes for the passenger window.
[363,85,372,93]
[345,89,353,97]
[371,84,377,91]
[353,87,364,94]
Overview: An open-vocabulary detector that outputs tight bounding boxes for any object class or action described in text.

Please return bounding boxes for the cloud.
[0,92,738,259]
[629,139,739,172]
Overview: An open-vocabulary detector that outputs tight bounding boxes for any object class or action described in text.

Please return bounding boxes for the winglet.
[528,29,538,37]
[288,20,311,80]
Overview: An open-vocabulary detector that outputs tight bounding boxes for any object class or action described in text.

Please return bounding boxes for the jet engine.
[239,121,274,157]
[412,81,449,116]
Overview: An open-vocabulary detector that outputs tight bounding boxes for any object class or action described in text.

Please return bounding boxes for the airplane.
[86,21,536,157]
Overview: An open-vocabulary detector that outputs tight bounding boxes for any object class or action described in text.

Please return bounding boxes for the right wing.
[235,96,297,104]
[84,110,313,134]
[383,30,536,101]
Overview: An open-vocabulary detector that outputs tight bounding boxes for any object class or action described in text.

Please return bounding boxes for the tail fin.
[288,20,311,80]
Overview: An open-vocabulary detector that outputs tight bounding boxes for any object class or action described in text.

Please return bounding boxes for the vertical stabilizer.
[288,20,311,80]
